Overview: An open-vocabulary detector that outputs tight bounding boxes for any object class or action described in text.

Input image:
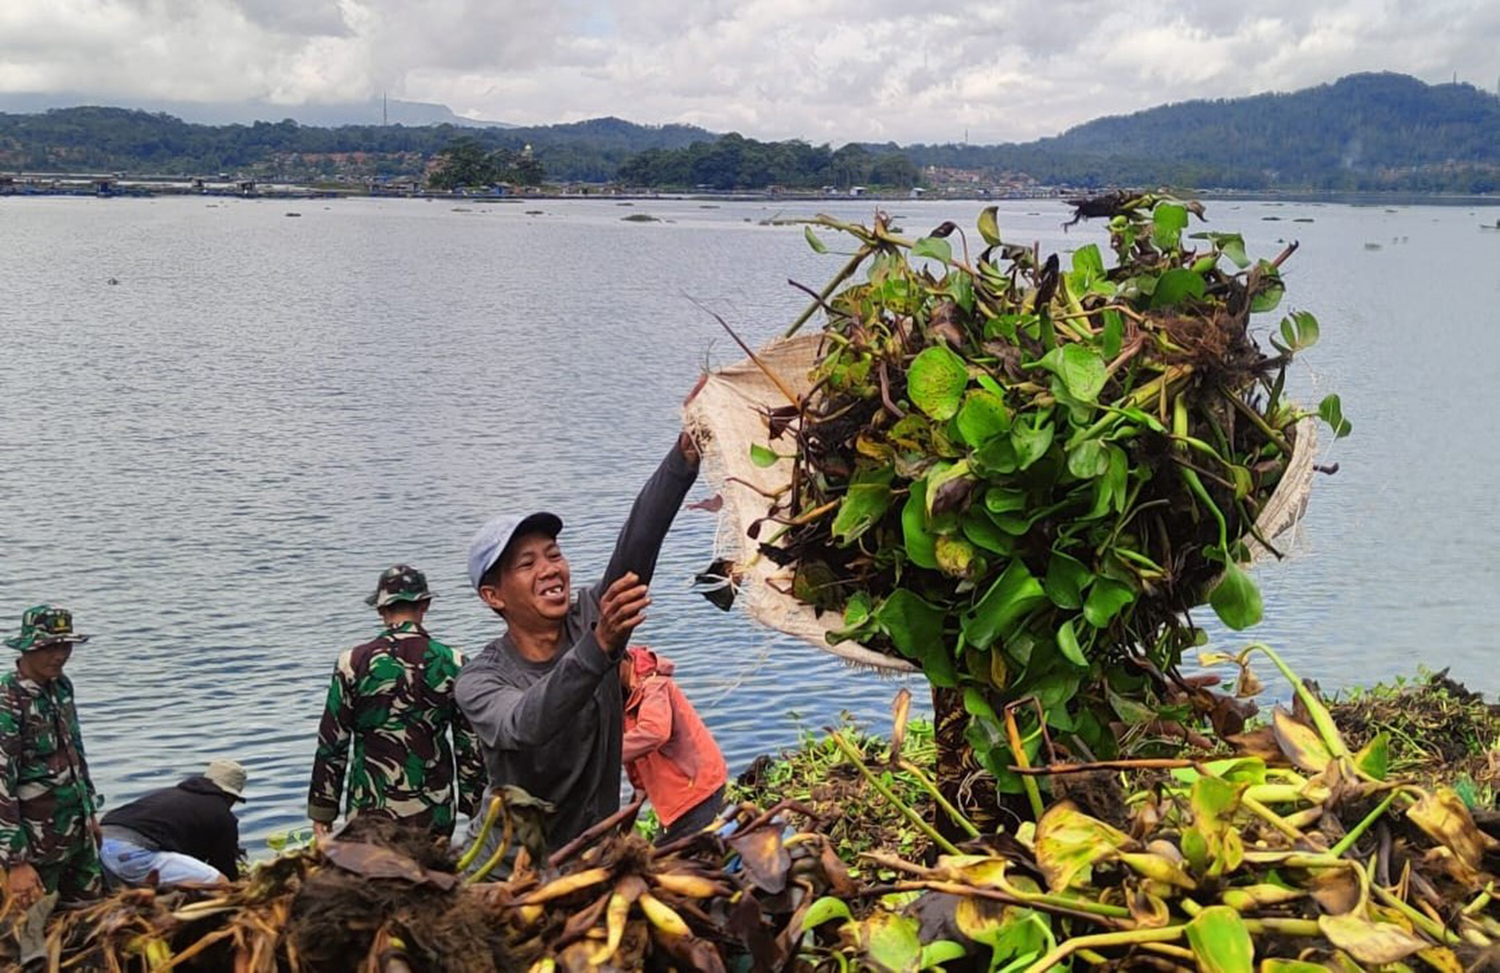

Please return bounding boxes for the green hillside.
[0,107,712,183]
[2,73,1496,192]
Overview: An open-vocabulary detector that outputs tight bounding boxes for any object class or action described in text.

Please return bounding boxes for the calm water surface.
[2,194,1497,845]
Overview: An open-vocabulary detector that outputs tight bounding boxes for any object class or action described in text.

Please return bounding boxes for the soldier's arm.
[306,654,356,825]
[456,631,616,752]
[592,438,699,600]
[64,683,100,817]
[0,697,31,868]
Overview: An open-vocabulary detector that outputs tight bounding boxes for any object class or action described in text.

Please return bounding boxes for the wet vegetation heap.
[17,660,1500,971]
[716,194,1350,803]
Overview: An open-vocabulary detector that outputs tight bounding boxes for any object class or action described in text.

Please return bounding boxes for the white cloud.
[1,0,1496,141]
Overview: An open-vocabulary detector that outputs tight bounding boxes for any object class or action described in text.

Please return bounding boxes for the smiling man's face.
[479,530,571,627]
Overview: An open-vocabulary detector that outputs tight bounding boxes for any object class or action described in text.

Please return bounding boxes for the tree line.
[616,134,919,190]
[3,74,1497,193]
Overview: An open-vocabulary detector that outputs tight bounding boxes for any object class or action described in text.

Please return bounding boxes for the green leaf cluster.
[761,196,1345,798]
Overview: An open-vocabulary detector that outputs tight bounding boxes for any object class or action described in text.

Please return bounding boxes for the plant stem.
[1240,794,1308,843]
[786,245,872,337]
[465,812,514,884]
[1024,926,1185,972]
[1009,758,1200,776]
[895,880,1130,924]
[1241,917,1321,936]
[827,730,961,856]
[1329,791,1398,857]
[455,795,503,871]
[1220,387,1294,456]
[896,759,980,838]
[548,796,646,867]
[1003,705,1046,820]
[1235,643,1349,760]
[1371,883,1468,946]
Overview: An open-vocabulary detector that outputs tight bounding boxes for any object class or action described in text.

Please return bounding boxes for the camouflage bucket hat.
[6,604,91,652]
[366,564,435,608]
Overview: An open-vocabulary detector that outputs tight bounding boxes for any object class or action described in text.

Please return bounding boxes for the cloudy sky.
[1,0,1496,143]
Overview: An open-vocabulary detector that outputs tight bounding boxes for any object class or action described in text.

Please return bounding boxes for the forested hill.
[0,107,712,183]
[1049,73,1500,184]
[2,73,1497,191]
[897,73,1500,192]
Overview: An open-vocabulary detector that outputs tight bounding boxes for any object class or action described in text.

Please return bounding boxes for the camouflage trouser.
[32,841,104,904]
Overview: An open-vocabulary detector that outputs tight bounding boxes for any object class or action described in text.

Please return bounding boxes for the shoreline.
[3,173,1498,208]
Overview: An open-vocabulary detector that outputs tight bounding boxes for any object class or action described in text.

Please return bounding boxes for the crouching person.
[98,759,247,887]
[621,646,727,845]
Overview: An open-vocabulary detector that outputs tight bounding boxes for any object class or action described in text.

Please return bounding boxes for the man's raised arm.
[594,434,700,600]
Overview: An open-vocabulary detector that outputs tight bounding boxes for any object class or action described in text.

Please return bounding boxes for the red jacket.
[622,647,727,828]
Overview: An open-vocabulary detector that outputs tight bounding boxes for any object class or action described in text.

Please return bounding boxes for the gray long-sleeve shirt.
[455,443,698,847]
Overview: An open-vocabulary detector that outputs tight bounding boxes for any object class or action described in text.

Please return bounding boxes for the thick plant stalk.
[829,730,961,856]
[785,245,873,337]
[1003,704,1046,821]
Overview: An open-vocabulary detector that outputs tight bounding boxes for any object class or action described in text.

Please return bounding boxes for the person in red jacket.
[620,646,727,844]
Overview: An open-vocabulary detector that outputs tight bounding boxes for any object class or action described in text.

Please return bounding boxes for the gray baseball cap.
[467,511,564,589]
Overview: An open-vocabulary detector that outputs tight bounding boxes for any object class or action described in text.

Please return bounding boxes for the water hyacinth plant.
[747,194,1349,800]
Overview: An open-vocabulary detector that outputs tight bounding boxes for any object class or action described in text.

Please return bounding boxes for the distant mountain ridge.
[1042,72,1500,174]
[0,105,714,183]
[1,72,1496,191]
[0,91,513,128]
[894,72,1500,191]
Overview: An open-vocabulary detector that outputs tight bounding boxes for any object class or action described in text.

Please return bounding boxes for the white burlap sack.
[684,334,1315,673]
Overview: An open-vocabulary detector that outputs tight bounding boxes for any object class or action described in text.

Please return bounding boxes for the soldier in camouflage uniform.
[307,565,485,838]
[1,605,103,906]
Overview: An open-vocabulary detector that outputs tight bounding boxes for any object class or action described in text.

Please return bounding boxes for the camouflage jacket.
[0,669,99,869]
[308,622,485,835]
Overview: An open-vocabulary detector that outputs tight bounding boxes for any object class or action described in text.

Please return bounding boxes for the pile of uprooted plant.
[776,650,1500,971]
[704,194,1353,802]
[16,792,857,972]
[16,653,1500,971]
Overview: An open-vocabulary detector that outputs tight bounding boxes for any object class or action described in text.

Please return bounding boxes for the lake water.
[2,193,1498,846]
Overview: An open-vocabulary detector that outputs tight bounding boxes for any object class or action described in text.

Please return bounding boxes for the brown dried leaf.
[1226,725,1285,763]
[1307,866,1360,916]
[890,688,912,762]
[1126,885,1172,928]
[725,891,776,972]
[727,824,792,895]
[558,889,613,946]
[319,841,457,890]
[1406,787,1500,876]
[819,841,858,898]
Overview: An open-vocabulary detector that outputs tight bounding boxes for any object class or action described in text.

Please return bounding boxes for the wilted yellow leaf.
[1317,912,1428,965]
[1033,801,1133,892]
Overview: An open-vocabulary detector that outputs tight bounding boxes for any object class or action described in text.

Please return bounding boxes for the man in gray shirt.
[456,431,700,852]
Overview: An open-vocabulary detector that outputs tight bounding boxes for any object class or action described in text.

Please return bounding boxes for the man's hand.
[311,821,331,841]
[677,429,701,466]
[678,375,706,466]
[596,572,650,653]
[6,862,43,907]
